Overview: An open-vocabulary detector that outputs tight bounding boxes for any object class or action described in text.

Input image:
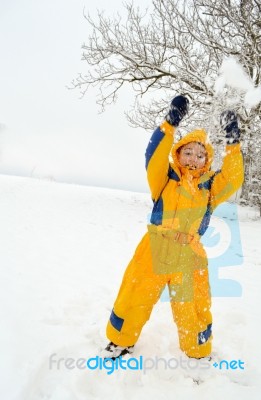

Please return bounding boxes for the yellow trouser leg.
[169,268,212,358]
[106,233,167,347]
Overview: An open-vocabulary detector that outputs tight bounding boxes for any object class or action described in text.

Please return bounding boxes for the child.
[103,96,244,359]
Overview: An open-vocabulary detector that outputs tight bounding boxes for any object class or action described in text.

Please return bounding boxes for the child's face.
[177,142,207,170]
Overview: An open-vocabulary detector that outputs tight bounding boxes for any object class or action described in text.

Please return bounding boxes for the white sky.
[0,0,150,193]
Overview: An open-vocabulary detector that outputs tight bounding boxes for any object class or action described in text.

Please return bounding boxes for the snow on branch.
[71,0,261,205]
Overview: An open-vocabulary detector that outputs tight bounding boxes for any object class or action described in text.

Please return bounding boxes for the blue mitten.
[220,110,240,144]
[165,95,189,127]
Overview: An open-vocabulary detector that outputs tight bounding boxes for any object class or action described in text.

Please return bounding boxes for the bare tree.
[72,0,261,206]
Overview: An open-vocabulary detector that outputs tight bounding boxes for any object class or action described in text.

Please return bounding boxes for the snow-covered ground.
[1,174,261,400]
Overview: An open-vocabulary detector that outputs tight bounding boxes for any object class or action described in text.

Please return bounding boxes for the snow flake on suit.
[106,121,244,358]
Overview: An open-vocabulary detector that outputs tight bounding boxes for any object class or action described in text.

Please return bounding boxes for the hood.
[171,129,214,176]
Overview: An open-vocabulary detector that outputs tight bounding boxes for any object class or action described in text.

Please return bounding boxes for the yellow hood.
[171,129,214,175]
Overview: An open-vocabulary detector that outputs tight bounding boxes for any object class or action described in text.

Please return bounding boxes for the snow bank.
[1,175,261,400]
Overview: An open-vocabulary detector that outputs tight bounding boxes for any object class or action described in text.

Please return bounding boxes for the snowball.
[217,57,253,92]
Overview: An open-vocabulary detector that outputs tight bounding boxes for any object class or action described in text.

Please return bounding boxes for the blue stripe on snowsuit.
[198,170,221,190]
[150,197,164,225]
[150,166,180,225]
[198,204,212,236]
[198,323,212,345]
[198,179,212,190]
[197,170,222,236]
[145,127,165,170]
[168,166,180,182]
[110,309,124,332]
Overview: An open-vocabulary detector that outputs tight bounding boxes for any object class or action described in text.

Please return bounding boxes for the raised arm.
[145,95,189,201]
[145,121,174,201]
[211,111,244,208]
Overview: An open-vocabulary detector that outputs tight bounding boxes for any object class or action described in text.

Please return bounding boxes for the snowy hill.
[1,174,261,400]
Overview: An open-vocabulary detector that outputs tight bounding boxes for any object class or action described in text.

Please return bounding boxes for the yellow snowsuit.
[106,121,244,358]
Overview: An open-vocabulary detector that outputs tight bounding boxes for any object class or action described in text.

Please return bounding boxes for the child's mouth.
[186,164,197,170]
